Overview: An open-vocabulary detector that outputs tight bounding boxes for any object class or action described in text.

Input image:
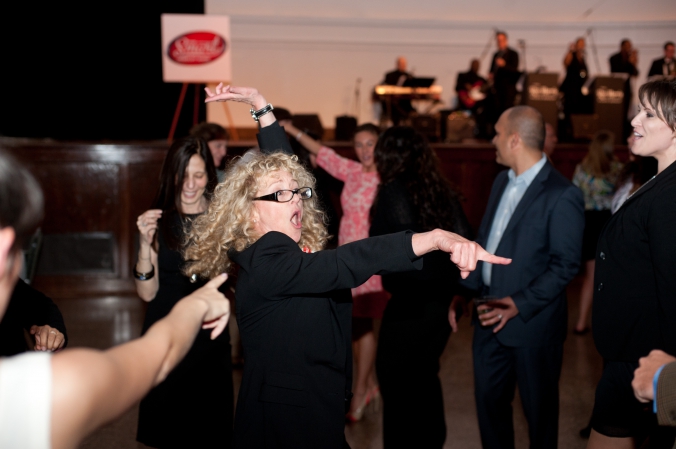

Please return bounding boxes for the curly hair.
[183,152,329,279]
[372,126,462,231]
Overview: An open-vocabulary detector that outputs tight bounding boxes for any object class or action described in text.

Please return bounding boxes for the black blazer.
[382,69,412,86]
[461,161,584,347]
[648,57,675,78]
[0,279,68,356]
[231,231,421,448]
[593,160,676,362]
[609,52,639,77]
[232,122,423,448]
[490,48,520,87]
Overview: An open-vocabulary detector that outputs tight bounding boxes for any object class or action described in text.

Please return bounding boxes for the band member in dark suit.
[191,84,510,449]
[489,32,521,122]
[380,56,415,126]
[587,79,676,448]
[647,41,675,79]
[456,59,488,112]
[451,105,584,449]
[610,39,639,138]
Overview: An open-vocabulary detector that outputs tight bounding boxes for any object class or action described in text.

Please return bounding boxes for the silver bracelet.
[250,103,274,122]
[295,131,304,140]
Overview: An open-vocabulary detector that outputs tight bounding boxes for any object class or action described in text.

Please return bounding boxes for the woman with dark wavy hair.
[134,136,234,449]
[370,126,472,448]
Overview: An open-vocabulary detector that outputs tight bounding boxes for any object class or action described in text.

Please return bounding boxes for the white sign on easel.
[161,14,236,139]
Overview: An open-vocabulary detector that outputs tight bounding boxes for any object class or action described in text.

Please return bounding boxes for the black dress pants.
[472,327,563,449]
[376,297,452,448]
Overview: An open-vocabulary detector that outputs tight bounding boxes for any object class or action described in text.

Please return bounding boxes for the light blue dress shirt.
[482,154,547,286]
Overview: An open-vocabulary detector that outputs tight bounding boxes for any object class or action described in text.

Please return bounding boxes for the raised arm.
[282,122,322,156]
[135,209,161,302]
[49,274,230,449]
[205,84,293,155]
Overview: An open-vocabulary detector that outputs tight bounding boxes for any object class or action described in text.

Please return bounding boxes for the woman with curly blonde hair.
[186,84,511,449]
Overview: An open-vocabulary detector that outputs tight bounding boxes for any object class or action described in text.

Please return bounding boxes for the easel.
[167,82,239,142]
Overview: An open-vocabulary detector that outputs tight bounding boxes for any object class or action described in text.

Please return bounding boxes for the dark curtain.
[0,0,206,141]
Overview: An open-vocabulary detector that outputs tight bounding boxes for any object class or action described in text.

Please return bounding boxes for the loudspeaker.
[571,114,599,141]
[444,111,476,143]
[411,114,439,142]
[292,114,324,139]
[335,115,357,141]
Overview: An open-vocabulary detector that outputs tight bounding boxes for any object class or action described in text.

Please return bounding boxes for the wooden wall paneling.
[0,138,629,298]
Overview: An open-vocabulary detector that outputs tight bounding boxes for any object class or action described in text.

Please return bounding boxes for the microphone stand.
[586,28,602,74]
[353,78,361,121]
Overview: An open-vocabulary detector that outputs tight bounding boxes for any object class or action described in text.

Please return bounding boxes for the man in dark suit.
[380,56,415,126]
[489,32,521,122]
[451,105,584,449]
[647,41,675,79]
[456,59,488,112]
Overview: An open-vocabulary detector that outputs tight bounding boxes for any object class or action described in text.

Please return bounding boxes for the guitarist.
[456,59,488,112]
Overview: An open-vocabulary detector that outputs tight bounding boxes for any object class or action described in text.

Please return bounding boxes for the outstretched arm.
[282,122,322,155]
[411,229,511,279]
[49,274,230,449]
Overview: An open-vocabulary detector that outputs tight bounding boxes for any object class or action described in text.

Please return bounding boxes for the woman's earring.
[253,219,257,223]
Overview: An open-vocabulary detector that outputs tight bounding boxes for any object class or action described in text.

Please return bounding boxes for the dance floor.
[57,275,599,449]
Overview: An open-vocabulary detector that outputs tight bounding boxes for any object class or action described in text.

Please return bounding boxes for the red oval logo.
[167,32,226,65]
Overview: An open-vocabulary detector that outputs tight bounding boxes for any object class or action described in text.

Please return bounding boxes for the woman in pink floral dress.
[283,121,388,422]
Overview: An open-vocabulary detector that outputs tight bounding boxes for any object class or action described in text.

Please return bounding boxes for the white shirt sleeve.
[0,352,52,449]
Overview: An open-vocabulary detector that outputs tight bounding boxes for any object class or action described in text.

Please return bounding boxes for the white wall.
[204,0,676,129]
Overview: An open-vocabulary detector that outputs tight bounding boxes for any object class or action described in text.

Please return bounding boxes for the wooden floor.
[55,275,600,449]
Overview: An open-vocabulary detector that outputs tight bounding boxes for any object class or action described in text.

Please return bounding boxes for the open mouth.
[633,131,643,140]
[290,209,302,229]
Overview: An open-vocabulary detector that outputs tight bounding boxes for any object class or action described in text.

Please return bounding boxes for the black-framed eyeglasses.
[253,187,313,203]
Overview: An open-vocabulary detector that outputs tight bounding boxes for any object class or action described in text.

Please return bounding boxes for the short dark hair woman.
[369,126,472,448]
[588,79,676,448]
[185,84,509,449]
[133,136,234,448]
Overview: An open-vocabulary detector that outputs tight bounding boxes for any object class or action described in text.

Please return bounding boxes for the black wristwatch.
[250,103,274,122]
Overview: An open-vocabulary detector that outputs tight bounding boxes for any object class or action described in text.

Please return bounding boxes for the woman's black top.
[370,178,472,308]
[593,160,676,362]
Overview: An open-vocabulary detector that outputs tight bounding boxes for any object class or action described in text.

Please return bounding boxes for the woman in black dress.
[369,126,472,448]
[587,79,676,448]
[560,37,592,140]
[134,137,233,448]
[182,84,509,449]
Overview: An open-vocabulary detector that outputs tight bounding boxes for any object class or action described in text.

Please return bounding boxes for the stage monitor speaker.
[570,114,599,141]
[411,114,439,142]
[521,72,559,136]
[292,114,324,140]
[334,115,357,141]
[444,111,476,143]
[591,75,625,144]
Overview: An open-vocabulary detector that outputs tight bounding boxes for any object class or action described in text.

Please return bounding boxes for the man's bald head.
[503,106,546,152]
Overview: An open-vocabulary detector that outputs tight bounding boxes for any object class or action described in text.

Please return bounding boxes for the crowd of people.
[0,76,675,449]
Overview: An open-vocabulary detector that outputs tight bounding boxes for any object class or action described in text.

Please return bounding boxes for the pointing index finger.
[479,251,512,266]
